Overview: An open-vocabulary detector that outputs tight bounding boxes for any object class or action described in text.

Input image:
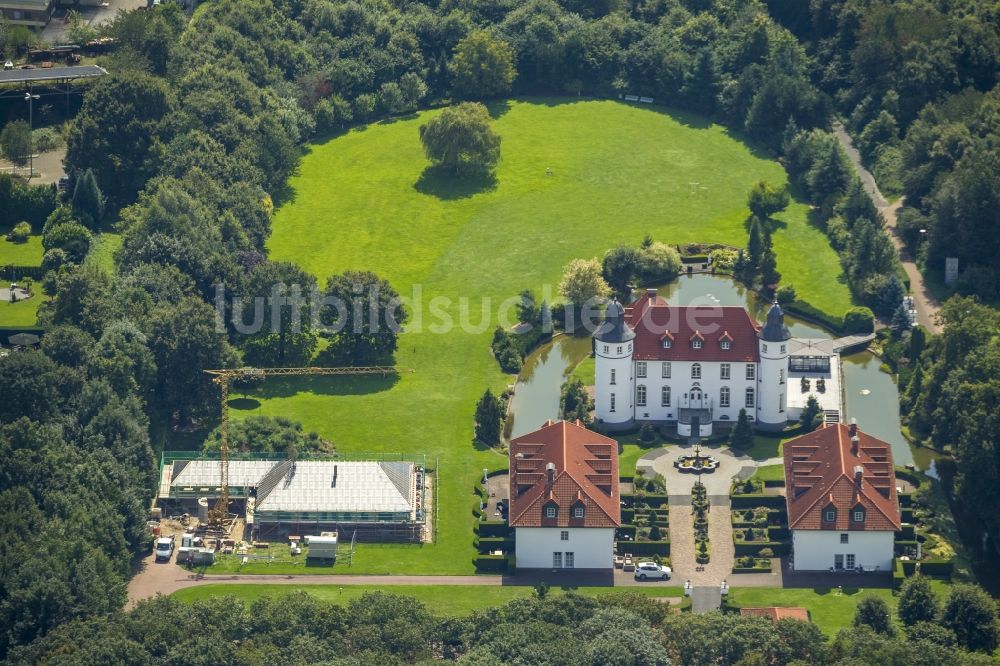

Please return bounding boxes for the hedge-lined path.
[668,502,736,588]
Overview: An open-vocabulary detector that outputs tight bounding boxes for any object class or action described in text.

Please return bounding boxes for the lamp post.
[24,92,39,180]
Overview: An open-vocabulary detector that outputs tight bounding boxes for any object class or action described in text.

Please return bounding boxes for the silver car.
[634,561,672,580]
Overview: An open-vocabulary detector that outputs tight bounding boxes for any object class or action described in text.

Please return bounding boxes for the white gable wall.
[514,527,614,569]
[792,529,895,571]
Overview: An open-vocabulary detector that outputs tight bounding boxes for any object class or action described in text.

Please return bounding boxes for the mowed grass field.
[171,583,684,615]
[249,98,854,575]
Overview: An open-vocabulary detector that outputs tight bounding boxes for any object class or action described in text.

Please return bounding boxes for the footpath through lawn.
[258,98,853,575]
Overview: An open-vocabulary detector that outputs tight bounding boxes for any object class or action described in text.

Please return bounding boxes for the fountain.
[674,444,720,473]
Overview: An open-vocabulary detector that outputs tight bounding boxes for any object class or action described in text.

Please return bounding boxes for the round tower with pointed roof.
[756,300,791,429]
[594,299,635,426]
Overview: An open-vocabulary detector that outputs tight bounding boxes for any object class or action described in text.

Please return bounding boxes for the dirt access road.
[832,122,942,333]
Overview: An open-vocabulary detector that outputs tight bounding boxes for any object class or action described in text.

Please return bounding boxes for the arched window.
[691,363,701,379]
[720,387,730,408]
[661,386,671,407]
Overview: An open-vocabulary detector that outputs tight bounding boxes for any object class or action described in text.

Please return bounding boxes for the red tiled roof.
[624,291,760,362]
[784,423,901,531]
[509,420,620,528]
[740,607,810,623]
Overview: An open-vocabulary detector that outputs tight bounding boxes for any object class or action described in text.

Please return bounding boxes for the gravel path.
[832,122,942,333]
[668,503,734,588]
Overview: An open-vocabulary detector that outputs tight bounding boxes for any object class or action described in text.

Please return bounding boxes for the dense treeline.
[8,590,998,665]
[769,0,1000,297]
[768,0,1000,570]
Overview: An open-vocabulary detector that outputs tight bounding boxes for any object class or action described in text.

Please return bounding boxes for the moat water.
[508,273,934,470]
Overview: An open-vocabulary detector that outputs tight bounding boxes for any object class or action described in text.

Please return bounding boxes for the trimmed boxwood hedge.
[734,541,790,556]
[622,509,635,523]
[919,559,954,576]
[730,494,786,509]
[898,493,913,507]
[784,300,844,335]
[476,521,511,538]
[732,562,772,574]
[897,524,915,539]
[901,507,914,522]
[768,526,790,540]
[618,540,671,556]
[477,537,514,554]
[474,555,508,572]
[633,494,670,508]
[616,525,637,539]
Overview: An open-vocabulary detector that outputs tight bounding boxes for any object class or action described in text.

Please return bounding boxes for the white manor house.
[593,289,848,436]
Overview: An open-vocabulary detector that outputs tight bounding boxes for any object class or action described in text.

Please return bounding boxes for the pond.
[508,273,925,469]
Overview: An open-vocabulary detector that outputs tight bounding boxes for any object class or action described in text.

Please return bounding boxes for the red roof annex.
[623,289,761,363]
[784,422,901,531]
[509,420,620,528]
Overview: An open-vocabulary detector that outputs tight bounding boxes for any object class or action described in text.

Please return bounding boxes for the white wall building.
[593,289,795,435]
[784,421,901,572]
[509,420,620,571]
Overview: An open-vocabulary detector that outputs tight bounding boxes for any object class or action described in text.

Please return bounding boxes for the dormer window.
[573,506,584,519]
[721,340,731,350]
[824,509,836,522]
[545,505,557,518]
[720,332,733,350]
[692,340,702,349]
[852,507,865,523]
[663,339,672,349]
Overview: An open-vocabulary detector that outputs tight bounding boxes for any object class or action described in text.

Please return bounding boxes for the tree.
[776,284,796,304]
[206,415,332,454]
[516,289,538,324]
[237,261,318,367]
[71,168,105,229]
[42,221,92,263]
[378,81,405,115]
[939,584,1000,653]
[800,395,822,431]
[891,302,912,336]
[419,102,500,176]
[747,181,790,220]
[759,229,781,288]
[559,257,611,307]
[318,270,408,366]
[450,30,516,99]
[897,576,938,626]
[474,389,503,445]
[637,242,681,282]
[66,72,173,206]
[398,72,427,111]
[682,48,720,115]
[561,376,591,424]
[853,595,895,635]
[805,139,851,213]
[730,408,753,450]
[747,217,764,267]
[601,246,640,296]
[0,120,30,168]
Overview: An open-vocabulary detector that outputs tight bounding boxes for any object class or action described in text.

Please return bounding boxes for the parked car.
[634,561,671,580]
[154,535,175,562]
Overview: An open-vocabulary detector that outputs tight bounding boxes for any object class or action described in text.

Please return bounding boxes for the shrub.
[637,241,681,281]
[42,221,91,262]
[639,422,657,443]
[843,306,875,334]
[758,548,774,557]
[708,248,738,271]
[7,221,31,243]
[776,283,796,304]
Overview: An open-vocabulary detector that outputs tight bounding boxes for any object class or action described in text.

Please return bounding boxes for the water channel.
[508,273,934,470]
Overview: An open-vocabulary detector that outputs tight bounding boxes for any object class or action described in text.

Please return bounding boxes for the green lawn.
[0,292,45,328]
[231,98,854,575]
[571,355,595,384]
[85,232,121,275]
[728,581,952,637]
[171,583,684,615]
[752,464,785,483]
[0,234,43,265]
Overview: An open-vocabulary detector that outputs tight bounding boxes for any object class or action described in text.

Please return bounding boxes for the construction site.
[146,366,432,568]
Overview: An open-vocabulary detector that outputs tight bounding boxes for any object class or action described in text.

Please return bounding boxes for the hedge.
[616,525,637,539]
[897,524,915,540]
[632,494,670,508]
[894,467,923,488]
[476,521,511,538]
[768,527,790,540]
[621,509,635,523]
[898,493,913,507]
[618,540,671,556]
[732,563,772,574]
[894,540,918,555]
[730,494,786,509]
[474,555,508,572]
[476,537,514,554]
[784,300,844,335]
[919,559,954,577]
[892,558,906,590]
[734,541,790,556]
[901,507,914,523]
[892,557,953,586]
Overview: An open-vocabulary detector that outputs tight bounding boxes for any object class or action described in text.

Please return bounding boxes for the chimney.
[546,462,556,484]
[332,464,338,488]
[853,464,863,487]
[545,419,553,427]
[851,435,860,455]
[646,288,657,298]
[849,418,857,438]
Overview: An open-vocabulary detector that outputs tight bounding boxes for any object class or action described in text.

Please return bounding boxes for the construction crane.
[203,366,399,527]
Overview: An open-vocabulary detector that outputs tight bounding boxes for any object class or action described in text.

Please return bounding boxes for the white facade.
[756,338,789,428]
[791,530,895,572]
[515,526,615,569]
[594,340,634,425]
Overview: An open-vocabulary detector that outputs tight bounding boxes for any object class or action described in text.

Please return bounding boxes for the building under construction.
[158,452,429,543]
